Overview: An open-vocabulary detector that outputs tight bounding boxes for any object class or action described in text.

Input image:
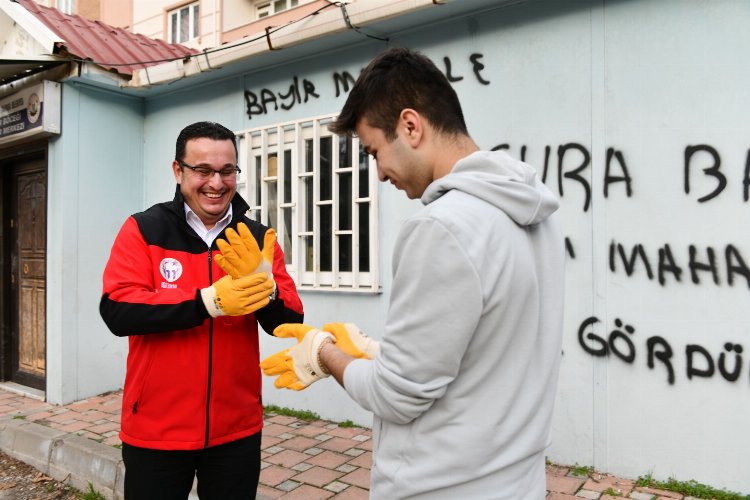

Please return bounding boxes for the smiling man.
[100,121,304,499]
[173,134,237,228]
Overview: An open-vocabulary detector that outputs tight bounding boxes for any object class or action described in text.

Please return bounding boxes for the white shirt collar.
[184,203,233,247]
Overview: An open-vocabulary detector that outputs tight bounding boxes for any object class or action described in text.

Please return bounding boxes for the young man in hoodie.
[261,47,565,499]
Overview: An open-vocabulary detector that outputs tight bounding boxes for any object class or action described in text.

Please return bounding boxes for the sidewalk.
[0,385,690,499]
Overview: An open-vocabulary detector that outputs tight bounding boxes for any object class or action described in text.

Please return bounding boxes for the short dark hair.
[330,47,468,141]
[175,121,238,161]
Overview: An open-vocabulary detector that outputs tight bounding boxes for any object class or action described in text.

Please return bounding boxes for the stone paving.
[0,385,701,499]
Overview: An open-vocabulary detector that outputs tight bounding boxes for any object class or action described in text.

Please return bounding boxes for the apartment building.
[35,0,326,50]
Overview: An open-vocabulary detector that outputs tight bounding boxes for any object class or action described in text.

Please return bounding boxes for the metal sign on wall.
[0,80,61,146]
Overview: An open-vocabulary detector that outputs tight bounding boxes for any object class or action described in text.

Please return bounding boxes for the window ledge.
[297,286,382,295]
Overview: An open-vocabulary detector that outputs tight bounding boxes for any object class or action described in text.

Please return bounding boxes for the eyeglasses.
[177,159,241,179]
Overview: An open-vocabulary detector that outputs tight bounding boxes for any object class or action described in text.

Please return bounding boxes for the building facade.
[1,0,749,493]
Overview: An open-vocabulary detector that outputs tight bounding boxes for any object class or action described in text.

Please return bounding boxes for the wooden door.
[8,160,47,390]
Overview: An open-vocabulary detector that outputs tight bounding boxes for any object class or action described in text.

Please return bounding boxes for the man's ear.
[172,160,183,184]
[399,108,423,147]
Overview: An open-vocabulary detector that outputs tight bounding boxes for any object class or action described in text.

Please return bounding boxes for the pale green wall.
[46,83,143,405]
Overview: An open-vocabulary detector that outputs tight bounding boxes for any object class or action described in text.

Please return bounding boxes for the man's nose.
[376,165,387,182]
[206,170,226,186]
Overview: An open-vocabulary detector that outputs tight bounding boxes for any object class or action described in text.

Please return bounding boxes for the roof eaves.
[0,0,62,53]
[127,0,438,90]
[12,0,196,77]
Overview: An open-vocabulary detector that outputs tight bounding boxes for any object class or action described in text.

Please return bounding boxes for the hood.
[421,150,559,226]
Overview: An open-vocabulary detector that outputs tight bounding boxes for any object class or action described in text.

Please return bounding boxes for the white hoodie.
[344,150,565,499]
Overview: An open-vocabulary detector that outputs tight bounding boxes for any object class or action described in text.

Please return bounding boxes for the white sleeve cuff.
[200,286,224,318]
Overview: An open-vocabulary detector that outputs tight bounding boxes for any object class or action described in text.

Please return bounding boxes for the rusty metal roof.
[13,0,197,76]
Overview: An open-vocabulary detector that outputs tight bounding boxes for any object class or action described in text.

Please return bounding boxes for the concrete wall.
[46,83,142,405]
[130,0,167,40]
[68,0,749,493]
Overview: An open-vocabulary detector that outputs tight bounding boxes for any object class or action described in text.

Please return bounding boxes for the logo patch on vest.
[160,258,183,283]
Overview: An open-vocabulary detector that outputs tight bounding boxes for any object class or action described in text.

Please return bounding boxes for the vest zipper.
[204,250,214,448]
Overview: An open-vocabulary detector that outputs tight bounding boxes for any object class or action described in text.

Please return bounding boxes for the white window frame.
[57,0,73,15]
[257,4,270,19]
[236,113,380,293]
[167,1,200,44]
[256,0,301,20]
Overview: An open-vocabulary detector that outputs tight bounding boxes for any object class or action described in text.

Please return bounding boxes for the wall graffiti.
[244,53,490,119]
[563,239,750,290]
[244,76,320,118]
[578,316,747,387]
[495,142,750,212]
[442,53,490,85]
[606,241,750,289]
[241,50,749,393]
[506,140,750,295]
[683,145,750,203]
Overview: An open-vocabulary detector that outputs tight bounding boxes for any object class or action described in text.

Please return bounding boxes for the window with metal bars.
[236,114,379,292]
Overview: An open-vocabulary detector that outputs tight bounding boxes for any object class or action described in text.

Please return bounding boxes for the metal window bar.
[367,149,379,291]
[351,137,363,286]
[296,133,314,285]
[333,135,351,287]
[313,119,328,287]
[278,125,295,267]
[290,122,302,273]
[273,125,283,240]
[331,129,340,289]
[312,119,326,288]
[260,128,271,228]
[351,137,361,284]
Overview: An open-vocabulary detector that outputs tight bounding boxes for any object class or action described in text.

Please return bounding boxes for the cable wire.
[58,1,388,70]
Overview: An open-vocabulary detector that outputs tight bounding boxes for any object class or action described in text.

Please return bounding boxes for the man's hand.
[215,223,275,279]
[260,324,334,391]
[323,323,380,359]
[200,272,274,317]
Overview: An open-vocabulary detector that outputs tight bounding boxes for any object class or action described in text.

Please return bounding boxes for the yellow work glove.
[323,322,380,359]
[260,324,334,391]
[200,272,274,318]
[215,223,275,279]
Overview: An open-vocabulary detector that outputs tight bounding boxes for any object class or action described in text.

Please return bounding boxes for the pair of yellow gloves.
[202,222,380,391]
[200,222,276,317]
[261,322,380,391]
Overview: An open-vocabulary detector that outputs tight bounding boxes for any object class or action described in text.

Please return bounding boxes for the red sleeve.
[272,240,303,314]
[99,217,208,336]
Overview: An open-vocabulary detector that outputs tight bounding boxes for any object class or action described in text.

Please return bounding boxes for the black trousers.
[121,432,261,500]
